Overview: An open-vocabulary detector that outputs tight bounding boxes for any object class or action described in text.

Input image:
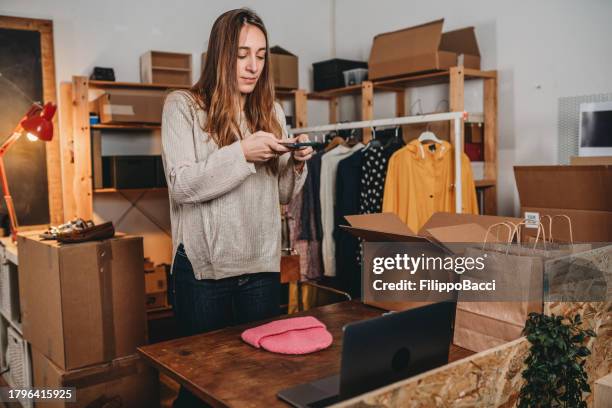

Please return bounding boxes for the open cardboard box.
[368,18,481,80]
[340,212,522,311]
[514,165,612,242]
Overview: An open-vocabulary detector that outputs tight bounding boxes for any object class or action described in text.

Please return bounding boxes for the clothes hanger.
[325,131,345,152]
[345,128,360,147]
[383,126,401,149]
[418,123,443,144]
[362,127,379,152]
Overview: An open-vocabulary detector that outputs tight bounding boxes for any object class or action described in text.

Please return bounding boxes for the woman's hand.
[290,134,313,171]
[241,131,289,163]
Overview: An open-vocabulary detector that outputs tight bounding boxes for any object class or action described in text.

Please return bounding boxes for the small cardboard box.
[32,348,159,408]
[96,89,166,124]
[17,232,147,371]
[145,265,167,294]
[341,212,521,310]
[368,19,481,80]
[514,165,612,242]
[269,46,299,90]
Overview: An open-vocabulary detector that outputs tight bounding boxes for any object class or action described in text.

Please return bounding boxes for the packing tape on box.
[103,104,135,116]
[97,241,116,362]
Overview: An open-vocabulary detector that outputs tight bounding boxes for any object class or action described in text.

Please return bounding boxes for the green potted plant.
[519,313,596,408]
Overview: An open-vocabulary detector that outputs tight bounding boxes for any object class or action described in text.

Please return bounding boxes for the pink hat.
[241,316,333,355]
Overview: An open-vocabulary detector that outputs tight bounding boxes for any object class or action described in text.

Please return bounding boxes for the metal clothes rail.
[288,111,466,213]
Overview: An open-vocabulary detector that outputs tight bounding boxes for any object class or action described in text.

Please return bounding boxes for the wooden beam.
[329,97,338,124]
[71,76,93,220]
[38,19,63,225]
[361,81,373,143]
[294,89,307,129]
[463,68,497,79]
[483,76,498,215]
[59,82,76,221]
[449,66,465,147]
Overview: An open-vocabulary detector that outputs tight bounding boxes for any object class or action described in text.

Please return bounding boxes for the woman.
[161,8,312,407]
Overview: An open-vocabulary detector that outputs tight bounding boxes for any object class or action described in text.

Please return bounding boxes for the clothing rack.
[288,111,466,213]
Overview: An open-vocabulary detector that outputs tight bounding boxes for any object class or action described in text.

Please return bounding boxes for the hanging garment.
[298,152,324,241]
[335,150,364,297]
[285,189,310,279]
[359,140,405,214]
[320,143,364,277]
[382,139,478,232]
[297,151,325,279]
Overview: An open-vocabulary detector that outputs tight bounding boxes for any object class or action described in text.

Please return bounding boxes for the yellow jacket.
[382,139,478,232]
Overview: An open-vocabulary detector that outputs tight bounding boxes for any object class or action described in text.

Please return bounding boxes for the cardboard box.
[96,89,166,124]
[368,19,481,80]
[341,212,520,310]
[595,372,612,408]
[18,232,147,371]
[514,165,612,242]
[269,46,298,90]
[145,265,167,294]
[419,212,523,238]
[570,156,612,165]
[32,348,159,408]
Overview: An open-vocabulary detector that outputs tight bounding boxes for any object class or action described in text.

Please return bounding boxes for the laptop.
[277,302,455,408]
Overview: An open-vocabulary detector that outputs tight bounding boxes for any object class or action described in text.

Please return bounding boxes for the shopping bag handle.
[512,221,546,252]
[550,214,574,244]
[482,222,514,254]
[539,214,574,244]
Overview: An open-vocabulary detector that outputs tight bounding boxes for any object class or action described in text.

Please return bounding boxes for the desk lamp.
[1,102,57,241]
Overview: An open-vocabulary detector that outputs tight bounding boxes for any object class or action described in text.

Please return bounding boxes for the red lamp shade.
[20,102,56,141]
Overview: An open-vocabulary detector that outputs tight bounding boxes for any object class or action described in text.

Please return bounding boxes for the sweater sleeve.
[161,91,256,204]
[276,102,308,204]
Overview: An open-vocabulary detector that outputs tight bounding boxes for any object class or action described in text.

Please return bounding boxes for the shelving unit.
[303,66,498,214]
[91,123,161,130]
[140,51,193,87]
[59,76,309,220]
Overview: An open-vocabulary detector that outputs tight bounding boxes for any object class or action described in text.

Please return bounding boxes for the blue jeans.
[171,244,280,408]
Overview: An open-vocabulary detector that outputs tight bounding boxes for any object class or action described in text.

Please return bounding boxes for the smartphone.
[279,141,318,150]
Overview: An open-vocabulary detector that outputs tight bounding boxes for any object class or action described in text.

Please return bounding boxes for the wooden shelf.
[375,68,496,88]
[151,66,191,72]
[475,179,496,188]
[94,187,168,194]
[297,66,499,215]
[91,123,161,130]
[275,88,298,100]
[306,69,497,100]
[88,79,189,90]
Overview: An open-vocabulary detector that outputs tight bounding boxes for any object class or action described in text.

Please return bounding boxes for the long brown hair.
[191,8,281,173]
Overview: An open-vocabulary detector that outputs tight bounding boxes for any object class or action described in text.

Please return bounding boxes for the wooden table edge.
[137,346,232,408]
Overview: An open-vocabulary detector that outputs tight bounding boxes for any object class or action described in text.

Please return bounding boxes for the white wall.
[0,0,332,264]
[333,0,612,216]
[2,1,611,260]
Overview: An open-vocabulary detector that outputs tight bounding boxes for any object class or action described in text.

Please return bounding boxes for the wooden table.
[138,301,473,407]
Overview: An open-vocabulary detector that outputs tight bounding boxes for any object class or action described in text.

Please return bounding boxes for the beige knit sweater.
[161,90,307,280]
